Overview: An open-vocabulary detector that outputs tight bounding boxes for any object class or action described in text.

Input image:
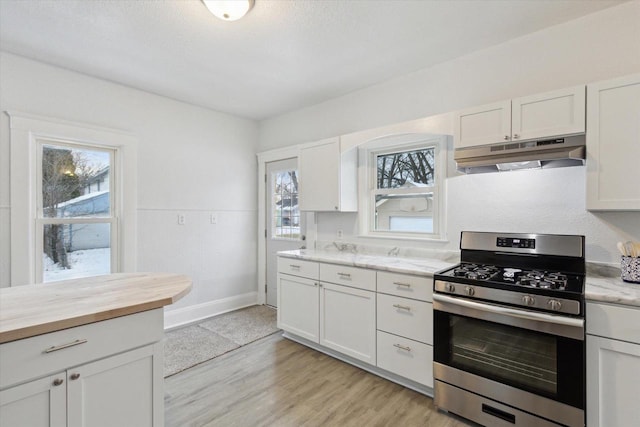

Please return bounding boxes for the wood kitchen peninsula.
[0,273,191,427]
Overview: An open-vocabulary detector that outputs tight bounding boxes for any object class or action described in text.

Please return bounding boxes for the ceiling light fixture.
[202,0,255,21]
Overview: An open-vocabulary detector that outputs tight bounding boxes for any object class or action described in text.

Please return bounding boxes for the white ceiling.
[0,0,626,120]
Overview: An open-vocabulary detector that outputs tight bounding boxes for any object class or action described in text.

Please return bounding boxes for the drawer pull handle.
[393,282,412,288]
[289,265,301,269]
[337,272,351,278]
[393,304,411,311]
[393,344,412,352]
[44,339,88,353]
[52,378,64,386]
[70,373,81,381]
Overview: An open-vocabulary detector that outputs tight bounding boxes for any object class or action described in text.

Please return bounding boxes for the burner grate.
[516,271,568,290]
[453,263,500,280]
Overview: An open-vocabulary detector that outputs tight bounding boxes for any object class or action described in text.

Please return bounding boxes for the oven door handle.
[433,294,584,340]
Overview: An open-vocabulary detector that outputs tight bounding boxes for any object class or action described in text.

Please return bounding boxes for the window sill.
[358,232,449,244]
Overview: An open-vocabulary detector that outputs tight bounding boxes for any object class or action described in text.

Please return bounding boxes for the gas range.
[433,232,587,427]
[434,231,586,316]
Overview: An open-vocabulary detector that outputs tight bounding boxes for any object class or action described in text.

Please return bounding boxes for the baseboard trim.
[282,331,434,398]
[164,292,259,331]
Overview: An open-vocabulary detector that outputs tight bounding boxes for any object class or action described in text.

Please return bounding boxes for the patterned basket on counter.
[621,256,640,283]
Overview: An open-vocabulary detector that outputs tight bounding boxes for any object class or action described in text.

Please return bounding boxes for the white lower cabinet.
[0,310,164,427]
[319,282,376,365]
[587,335,640,427]
[587,302,640,427]
[377,293,432,344]
[277,256,434,393]
[376,331,433,387]
[277,274,320,343]
[0,373,66,427]
[67,344,160,427]
[376,271,434,387]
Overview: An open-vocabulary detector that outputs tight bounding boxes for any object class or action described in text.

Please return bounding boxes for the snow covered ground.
[43,248,110,283]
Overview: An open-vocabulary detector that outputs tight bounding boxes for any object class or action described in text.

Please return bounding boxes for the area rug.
[164,305,279,377]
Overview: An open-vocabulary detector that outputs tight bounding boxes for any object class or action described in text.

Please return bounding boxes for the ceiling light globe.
[202,0,254,21]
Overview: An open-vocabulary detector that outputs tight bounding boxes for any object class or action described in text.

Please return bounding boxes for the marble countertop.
[585,276,640,308]
[278,249,454,277]
[278,249,640,308]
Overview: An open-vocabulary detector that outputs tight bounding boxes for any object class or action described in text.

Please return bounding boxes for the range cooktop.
[440,262,585,294]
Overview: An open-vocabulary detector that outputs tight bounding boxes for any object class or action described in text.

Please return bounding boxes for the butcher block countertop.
[0,272,191,344]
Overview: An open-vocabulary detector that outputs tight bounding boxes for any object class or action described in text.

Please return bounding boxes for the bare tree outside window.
[377,148,435,189]
[40,143,112,282]
[374,147,437,234]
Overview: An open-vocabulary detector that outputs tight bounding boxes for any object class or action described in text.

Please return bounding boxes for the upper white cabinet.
[298,137,357,212]
[586,74,640,211]
[454,100,511,148]
[454,85,585,149]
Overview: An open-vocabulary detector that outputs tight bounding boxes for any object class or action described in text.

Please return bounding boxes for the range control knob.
[445,283,456,293]
[464,286,475,296]
[522,295,536,306]
[548,299,563,311]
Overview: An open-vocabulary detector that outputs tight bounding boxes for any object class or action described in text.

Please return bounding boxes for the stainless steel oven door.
[433,293,585,427]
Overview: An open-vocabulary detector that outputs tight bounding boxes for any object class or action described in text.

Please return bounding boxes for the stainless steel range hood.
[454,135,586,174]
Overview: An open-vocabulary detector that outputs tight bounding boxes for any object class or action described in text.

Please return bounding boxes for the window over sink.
[359,135,446,240]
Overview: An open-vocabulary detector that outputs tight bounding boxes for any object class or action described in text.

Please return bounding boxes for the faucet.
[388,246,400,256]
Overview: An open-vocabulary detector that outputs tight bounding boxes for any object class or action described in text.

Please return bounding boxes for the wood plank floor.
[165,333,474,427]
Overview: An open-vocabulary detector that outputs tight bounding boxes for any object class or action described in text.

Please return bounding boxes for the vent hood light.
[496,161,542,171]
[202,0,254,21]
[455,135,586,174]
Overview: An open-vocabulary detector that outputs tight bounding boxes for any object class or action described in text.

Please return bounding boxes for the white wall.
[258,1,640,265]
[0,52,259,320]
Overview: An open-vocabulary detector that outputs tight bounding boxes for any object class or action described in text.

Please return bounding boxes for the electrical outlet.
[210,213,218,224]
[177,214,185,225]
[337,229,343,239]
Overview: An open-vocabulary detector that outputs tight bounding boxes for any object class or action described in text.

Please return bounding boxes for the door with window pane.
[37,141,116,283]
[265,158,305,307]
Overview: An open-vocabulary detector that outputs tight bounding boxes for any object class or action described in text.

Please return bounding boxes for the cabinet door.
[586,74,640,210]
[587,335,640,427]
[319,282,376,364]
[67,344,162,427]
[277,274,320,342]
[454,100,511,149]
[511,85,585,142]
[299,137,340,211]
[0,373,66,427]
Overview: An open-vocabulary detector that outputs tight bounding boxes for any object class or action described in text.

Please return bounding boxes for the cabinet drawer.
[376,331,433,387]
[0,309,163,389]
[377,294,432,344]
[587,302,640,344]
[277,257,319,279]
[377,271,432,302]
[320,264,375,291]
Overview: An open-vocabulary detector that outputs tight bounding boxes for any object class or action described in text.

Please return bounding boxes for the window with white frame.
[37,140,117,283]
[361,136,446,240]
[9,113,137,286]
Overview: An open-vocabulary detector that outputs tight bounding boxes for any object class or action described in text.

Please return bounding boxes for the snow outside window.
[37,141,116,283]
